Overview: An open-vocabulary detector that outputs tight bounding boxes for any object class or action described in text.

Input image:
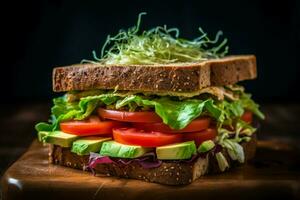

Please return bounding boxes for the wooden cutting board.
[1,139,300,200]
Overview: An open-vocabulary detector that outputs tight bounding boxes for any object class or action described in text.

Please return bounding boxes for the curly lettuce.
[35,89,264,132]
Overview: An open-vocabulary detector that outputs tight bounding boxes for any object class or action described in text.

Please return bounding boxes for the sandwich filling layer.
[36,84,264,172]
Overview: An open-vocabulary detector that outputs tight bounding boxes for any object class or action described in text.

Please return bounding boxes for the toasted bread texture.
[53,55,256,93]
[50,134,257,185]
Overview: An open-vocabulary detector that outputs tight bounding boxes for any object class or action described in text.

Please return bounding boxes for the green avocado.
[100,141,152,158]
[44,131,79,147]
[71,137,111,156]
[198,140,215,153]
[156,141,197,160]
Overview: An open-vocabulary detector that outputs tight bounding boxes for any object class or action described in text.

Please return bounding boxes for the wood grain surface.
[1,103,300,199]
[1,138,300,200]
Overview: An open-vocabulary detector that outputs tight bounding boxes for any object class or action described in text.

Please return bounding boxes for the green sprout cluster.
[83,12,228,65]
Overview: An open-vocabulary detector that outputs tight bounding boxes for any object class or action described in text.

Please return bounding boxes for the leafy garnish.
[215,152,229,172]
[36,88,263,132]
[82,12,228,65]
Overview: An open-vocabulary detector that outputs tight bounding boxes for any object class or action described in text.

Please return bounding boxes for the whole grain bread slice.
[53,55,256,93]
[50,134,256,185]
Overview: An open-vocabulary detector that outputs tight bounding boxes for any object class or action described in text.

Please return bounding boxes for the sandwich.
[35,13,264,185]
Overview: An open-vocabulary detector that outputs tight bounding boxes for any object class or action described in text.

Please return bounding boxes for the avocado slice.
[44,131,79,147]
[100,141,152,158]
[156,141,197,160]
[198,140,215,153]
[71,137,111,156]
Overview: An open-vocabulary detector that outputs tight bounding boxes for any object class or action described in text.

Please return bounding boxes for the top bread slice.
[53,55,256,93]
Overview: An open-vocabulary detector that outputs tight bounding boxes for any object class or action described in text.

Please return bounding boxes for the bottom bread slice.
[50,134,256,185]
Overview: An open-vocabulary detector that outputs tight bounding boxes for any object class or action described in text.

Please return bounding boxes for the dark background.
[1,0,299,103]
[0,0,300,196]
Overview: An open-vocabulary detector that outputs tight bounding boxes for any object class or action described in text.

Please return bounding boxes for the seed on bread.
[53,55,256,93]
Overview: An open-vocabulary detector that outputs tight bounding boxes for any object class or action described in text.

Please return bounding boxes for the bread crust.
[53,55,256,93]
[50,134,257,185]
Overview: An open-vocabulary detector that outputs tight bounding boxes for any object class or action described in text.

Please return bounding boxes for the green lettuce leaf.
[35,90,264,132]
[222,139,245,163]
[215,152,229,172]
[36,93,121,132]
[116,96,220,129]
[35,122,53,132]
[239,93,265,120]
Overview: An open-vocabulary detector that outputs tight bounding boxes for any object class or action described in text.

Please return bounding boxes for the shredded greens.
[82,12,228,65]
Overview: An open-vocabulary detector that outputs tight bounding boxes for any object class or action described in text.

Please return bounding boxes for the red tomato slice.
[241,111,253,124]
[183,128,217,146]
[113,128,182,147]
[60,116,126,136]
[98,108,162,123]
[132,118,211,133]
